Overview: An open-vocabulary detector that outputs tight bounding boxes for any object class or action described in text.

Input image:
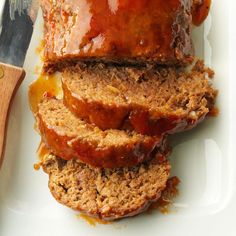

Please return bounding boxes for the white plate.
[1,1,236,235]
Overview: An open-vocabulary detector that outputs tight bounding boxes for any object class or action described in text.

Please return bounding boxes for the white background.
[0,0,236,235]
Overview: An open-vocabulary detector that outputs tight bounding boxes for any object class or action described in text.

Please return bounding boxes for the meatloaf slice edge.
[41,150,170,220]
[36,98,164,168]
[62,60,217,135]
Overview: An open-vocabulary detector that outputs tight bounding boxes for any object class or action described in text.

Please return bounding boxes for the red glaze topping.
[192,0,211,26]
[42,0,193,65]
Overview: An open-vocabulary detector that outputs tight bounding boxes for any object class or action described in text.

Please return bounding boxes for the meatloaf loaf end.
[62,60,218,135]
[36,98,164,168]
[41,0,193,73]
[41,151,170,220]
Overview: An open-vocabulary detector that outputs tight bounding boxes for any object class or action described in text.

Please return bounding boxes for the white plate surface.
[1,1,236,235]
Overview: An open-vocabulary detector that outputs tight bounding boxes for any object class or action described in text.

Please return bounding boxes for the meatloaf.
[41,151,170,220]
[62,60,217,135]
[41,0,193,73]
[36,98,165,168]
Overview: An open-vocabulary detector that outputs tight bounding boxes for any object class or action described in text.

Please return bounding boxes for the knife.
[0,0,39,168]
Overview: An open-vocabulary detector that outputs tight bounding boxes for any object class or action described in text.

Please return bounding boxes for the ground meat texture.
[41,151,170,220]
[36,98,164,168]
[62,60,217,135]
[41,0,193,73]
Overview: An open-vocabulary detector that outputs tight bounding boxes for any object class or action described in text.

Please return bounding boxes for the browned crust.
[36,98,164,168]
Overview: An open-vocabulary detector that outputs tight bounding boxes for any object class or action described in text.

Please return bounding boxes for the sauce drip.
[77,213,111,226]
[28,74,62,114]
[33,163,41,170]
[208,107,219,117]
[147,176,180,214]
[37,141,50,161]
[192,0,211,26]
[33,142,51,171]
[129,111,181,136]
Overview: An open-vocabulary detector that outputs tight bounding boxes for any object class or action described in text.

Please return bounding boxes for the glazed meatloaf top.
[62,60,217,135]
[41,151,170,220]
[41,0,193,73]
[37,98,164,168]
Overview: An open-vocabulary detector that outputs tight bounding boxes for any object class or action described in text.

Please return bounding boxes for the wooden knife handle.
[0,63,25,169]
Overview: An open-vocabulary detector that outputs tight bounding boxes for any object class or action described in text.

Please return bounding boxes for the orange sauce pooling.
[77,213,111,226]
[33,142,51,171]
[147,176,180,214]
[192,0,211,26]
[28,74,62,114]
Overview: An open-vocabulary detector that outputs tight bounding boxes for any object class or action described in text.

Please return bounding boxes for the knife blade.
[0,0,37,66]
[0,0,39,168]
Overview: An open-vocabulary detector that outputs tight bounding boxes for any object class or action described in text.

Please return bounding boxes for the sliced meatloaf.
[36,98,164,168]
[62,60,217,135]
[41,151,170,220]
[41,0,193,73]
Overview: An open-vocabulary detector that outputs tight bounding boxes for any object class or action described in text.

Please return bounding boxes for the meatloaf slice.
[36,98,164,168]
[41,0,193,73]
[41,151,170,220]
[62,60,217,135]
